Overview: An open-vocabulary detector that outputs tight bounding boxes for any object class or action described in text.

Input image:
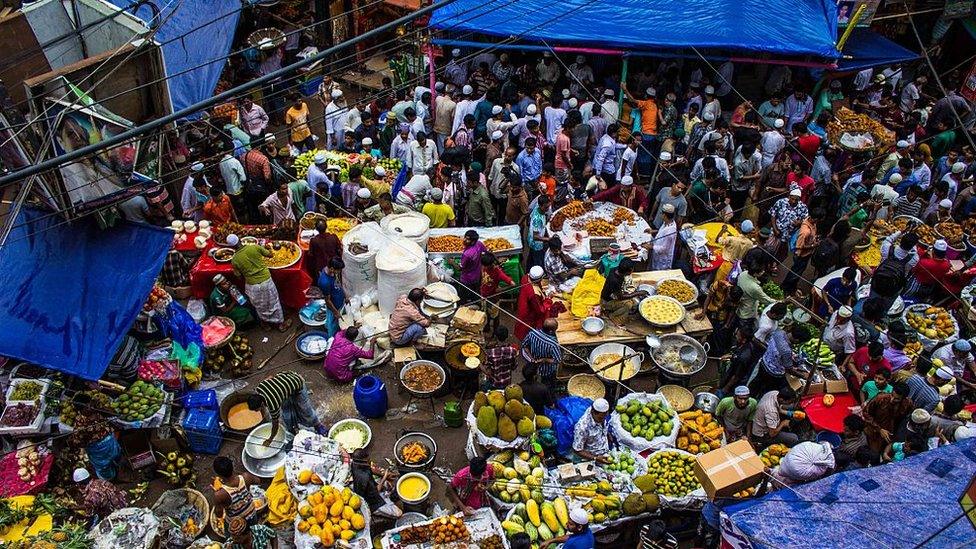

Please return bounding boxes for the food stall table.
[551,270,712,346]
[800,392,856,433]
[189,246,312,310]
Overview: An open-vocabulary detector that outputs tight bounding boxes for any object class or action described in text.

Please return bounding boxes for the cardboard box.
[451,306,486,332]
[787,373,824,396]
[694,439,765,499]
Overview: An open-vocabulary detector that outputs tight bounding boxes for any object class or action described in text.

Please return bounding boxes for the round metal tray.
[399,360,446,397]
[638,295,687,327]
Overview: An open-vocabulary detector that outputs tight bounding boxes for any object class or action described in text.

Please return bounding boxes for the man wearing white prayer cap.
[557,508,594,547]
[713,386,757,441]
[573,397,612,463]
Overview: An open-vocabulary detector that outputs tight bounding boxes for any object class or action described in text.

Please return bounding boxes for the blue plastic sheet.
[722,439,976,548]
[837,29,921,72]
[545,395,593,456]
[0,208,171,380]
[112,0,241,113]
[431,0,840,59]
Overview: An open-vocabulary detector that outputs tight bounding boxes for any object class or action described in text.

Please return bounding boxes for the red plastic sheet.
[800,392,856,434]
[189,245,312,310]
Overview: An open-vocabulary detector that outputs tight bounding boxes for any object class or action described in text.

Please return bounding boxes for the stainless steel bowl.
[581,316,605,335]
[695,392,720,413]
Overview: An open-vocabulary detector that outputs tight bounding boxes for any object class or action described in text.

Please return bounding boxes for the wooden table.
[550,269,713,346]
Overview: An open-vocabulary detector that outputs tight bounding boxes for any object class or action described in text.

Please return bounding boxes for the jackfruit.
[524,405,536,420]
[642,493,661,510]
[473,391,488,411]
[634,474,657,493]
[505,384,524,401]
[505,399,525,420]
[535,415,552,429]
[498,414,517,442]
[477,406,498,437]
[623,493,646,516]
[487,391,506,413]
[517,417,535,437]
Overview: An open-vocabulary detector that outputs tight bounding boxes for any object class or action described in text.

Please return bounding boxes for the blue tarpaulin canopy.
[722,439,976,548]
[837,29,921,72]
[111,0,241,113]
[0,208,171,380]
[431,0,840,59]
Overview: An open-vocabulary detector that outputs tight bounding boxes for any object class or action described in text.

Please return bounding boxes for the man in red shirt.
[792,121,821,164]
[913,239,952,301]
[843,341,892,397]
[787,162,815,204]
[554,119,576,186]
[592,176,647,211]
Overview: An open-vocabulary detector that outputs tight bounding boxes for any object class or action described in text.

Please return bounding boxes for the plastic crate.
[299,75,323,97]
[186,432,223,455]
[182,408,223,455]
[179,389,218,411]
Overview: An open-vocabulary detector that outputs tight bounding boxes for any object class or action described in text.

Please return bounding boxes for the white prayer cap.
[492,105,503,115]
[357,187,371,199]
[529,266,544,280]
[491,130,503,141]
[331,89,343,99]
[226,234,240,247]
[592,398,609,413]
[462,85,473,95]
[527,104,538,115]
[705,85,715,94]
[620,176,634,186]
[374,166,386,177]
[774,119,785,129]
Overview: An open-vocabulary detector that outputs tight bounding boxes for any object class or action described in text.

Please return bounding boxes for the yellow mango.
[329,499,344,517]
[351,513,365,530]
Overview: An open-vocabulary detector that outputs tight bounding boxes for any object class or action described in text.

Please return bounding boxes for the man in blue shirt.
[543,508,594,549]
[516,137,543,188]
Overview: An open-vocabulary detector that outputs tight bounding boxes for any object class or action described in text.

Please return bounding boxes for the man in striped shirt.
[521,318,562,386]
[247,371,327,446]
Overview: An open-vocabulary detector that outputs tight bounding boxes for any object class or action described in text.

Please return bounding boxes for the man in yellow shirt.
[622,84,659,175]
[229,235,292,331]
[285,92,314,152]
[421,188,455,228]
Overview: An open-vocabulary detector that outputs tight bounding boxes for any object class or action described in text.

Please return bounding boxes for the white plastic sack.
[341,222,387,298]
[380,211,431,249]
[610,393,680,452]
[376,237,429,313]
[645,448,707,509]
[778,441,835,483]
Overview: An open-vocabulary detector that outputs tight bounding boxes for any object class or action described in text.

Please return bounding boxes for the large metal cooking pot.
[588,342,644,381]
[399,360,446,397]
[650,334,708,378]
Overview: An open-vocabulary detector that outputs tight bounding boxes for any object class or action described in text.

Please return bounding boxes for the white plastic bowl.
[328,418,372,451]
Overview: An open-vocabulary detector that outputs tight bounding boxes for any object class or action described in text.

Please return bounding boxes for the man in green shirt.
[230,235,291,331]
[714,386,758,441]
[736,265,777,323]
[465,174,494,226]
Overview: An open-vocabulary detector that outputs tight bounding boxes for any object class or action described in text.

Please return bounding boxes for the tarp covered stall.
[0,208,171,381]
[111,0,242,113]
[837,29,921,72]
[431,0,840,59]
[721,439,976,548]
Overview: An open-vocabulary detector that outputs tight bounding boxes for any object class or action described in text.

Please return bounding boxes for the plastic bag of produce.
[570,269,605,318]
[545,396,593,456]
[776,441,835,483]
[610,393,680,452]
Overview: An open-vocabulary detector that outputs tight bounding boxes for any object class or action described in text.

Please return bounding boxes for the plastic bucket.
[816,431,842,448]
[354,375,388,418]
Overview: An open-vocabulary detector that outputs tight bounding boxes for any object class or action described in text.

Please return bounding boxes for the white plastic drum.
[341,222,388,298]
[376,237,429,313]
[380,211,431,249]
